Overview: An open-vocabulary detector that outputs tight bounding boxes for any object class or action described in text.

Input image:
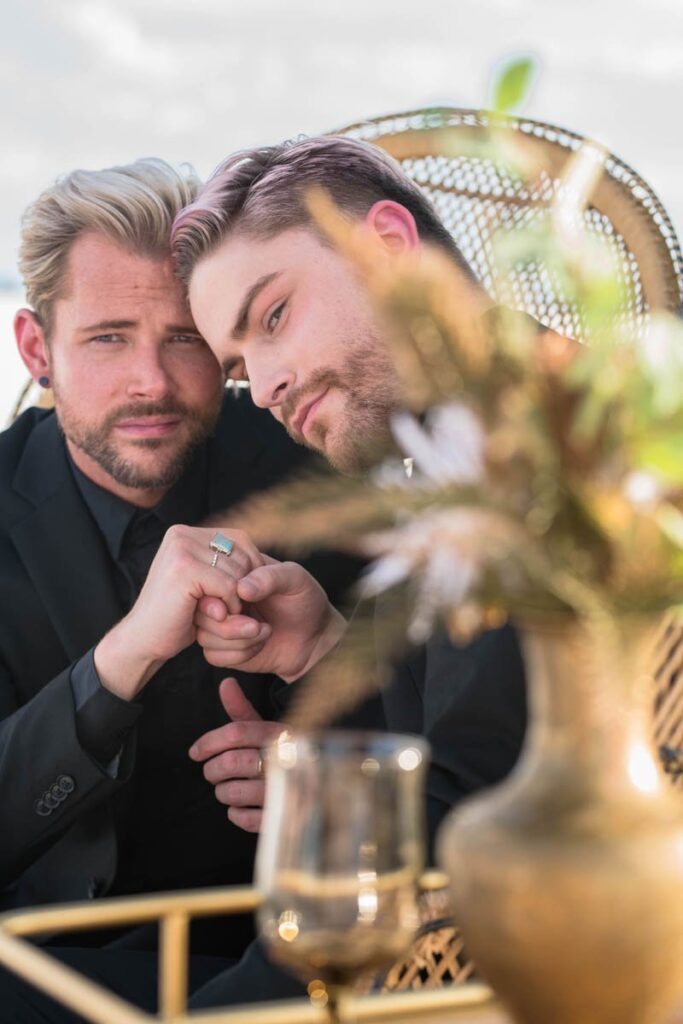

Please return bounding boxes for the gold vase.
[438,616,683,1024]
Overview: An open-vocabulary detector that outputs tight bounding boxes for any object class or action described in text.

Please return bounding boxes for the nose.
[247,355,295,410]
[125,345,175,401]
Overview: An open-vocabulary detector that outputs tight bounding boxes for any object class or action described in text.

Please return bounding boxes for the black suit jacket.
[382,623,527,856]
[302,594,528,860]
[0,399,357,912]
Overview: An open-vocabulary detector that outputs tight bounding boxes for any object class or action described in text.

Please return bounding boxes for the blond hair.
[19,157,200,333]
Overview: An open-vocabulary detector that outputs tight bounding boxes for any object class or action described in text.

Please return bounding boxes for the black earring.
[38,376,50,388]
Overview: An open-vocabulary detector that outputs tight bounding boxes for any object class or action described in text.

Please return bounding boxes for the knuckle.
[164,524,187,545]
[229,722,246,743]
[177,549,195,571]
[218,751,236,776]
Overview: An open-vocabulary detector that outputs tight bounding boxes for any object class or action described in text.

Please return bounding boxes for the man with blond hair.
[0,156,356,1019]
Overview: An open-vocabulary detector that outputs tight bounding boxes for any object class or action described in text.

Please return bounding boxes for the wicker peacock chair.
[332,106,683,992]
[9,106,682,998]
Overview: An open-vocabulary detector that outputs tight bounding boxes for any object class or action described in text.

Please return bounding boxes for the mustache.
[103,400,194,431]
[280,369,341,434]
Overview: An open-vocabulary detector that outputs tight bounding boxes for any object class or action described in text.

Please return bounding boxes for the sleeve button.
[57,775,76,795]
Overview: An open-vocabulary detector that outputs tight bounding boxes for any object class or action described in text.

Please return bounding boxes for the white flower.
[624,471,662,507]
[370,458,415,490]
[390,401,486,486]
[360,507,524,638]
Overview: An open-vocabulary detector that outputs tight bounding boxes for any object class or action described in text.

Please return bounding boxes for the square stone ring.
[209,532,235,568]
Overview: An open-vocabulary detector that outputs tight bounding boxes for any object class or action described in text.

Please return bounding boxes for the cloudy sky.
[1,0,682,416]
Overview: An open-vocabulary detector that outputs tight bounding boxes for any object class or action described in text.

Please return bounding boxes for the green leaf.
[491,56,536,114]
[633,433,683,486]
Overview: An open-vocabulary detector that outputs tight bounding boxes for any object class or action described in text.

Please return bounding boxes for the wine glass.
[255,730,429,1021]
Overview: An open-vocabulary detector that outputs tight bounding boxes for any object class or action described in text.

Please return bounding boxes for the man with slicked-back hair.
[171,133,526,820]
[162,134,526,1011]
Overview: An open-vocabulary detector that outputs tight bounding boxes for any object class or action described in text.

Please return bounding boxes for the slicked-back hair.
[20,157,201,335]
[171,136,476,283]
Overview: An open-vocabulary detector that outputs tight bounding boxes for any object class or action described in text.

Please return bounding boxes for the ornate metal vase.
[438,617,683,1024]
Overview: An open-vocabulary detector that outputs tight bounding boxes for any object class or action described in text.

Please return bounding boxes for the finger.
[209,573,241,616]
[196,528,267,574]
[228,807,262,833]
[198,596,229,622]
[182,560,243,616]
[189,720,282,761]
[200,643,270,667]
[194,746,262,781]
[203,747,254,784]
[194,611,267,640]
[237,562,307,603]
[215,779,266,808]
[187,540,254,613]
[206,545,254,579]
[195,620,270,647]
[218,677,263,722]
[196,634,268,659]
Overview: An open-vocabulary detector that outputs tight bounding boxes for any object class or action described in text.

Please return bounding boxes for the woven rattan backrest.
[337,108,683,337]
[336,108,683,790]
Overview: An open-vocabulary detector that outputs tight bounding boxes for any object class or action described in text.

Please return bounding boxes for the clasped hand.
[193,555,346,682]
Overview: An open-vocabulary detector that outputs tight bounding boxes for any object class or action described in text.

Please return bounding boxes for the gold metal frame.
[0,886,501,1023]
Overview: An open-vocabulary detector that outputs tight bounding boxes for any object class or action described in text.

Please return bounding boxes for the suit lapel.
[11,415,123,663]
[202,401,266,509]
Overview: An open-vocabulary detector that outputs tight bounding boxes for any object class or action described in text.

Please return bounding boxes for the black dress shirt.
[67,450,263,901]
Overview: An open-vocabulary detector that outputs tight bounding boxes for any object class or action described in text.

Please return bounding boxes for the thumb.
[237,562,303,602]
[219,676,262,722]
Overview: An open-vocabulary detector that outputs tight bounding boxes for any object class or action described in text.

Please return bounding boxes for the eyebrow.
[78,319,200,334]
[231,272,281,340]
[78,319,138,332]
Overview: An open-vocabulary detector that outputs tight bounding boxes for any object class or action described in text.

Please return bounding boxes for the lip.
[115,417,181,438]
[291,389,329,441]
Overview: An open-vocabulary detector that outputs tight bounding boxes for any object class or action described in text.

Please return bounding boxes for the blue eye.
[266,302,286,332]
[91,334,123,344]
[171,334,202,345]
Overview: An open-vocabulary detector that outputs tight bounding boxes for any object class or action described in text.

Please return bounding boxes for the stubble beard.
[281,341,401,476]
[53,387,223,491]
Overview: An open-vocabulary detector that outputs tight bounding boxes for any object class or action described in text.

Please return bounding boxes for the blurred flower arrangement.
[234,60,683,725]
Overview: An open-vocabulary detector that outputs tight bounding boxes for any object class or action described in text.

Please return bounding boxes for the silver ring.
[256,755,264,776]
[209,532,235,567]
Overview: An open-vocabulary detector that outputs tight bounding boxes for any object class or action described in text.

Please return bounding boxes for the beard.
[53,390,222,491]
[280,342,401,476]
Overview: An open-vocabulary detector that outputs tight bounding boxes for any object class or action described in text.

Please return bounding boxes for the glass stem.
[326,983,350,1023]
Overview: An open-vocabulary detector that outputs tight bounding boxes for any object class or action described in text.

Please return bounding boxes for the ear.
[14,309,51,382]
[363,200,420,255]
